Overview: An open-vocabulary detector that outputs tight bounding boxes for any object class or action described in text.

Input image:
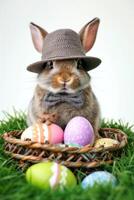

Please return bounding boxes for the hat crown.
[42,29,85,60]
[27,27,101,73]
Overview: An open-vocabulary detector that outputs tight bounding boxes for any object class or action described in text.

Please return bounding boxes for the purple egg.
[64,116,95,146]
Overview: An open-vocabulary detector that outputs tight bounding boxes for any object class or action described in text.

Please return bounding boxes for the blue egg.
[81,171,117,188]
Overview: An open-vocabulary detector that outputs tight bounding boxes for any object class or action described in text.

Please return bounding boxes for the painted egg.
[94,138,119,148]
[64,116,95,146]
[26,162,77,189]
[81,171,117,188]
[67,143,82,148]
[21,123,64,144]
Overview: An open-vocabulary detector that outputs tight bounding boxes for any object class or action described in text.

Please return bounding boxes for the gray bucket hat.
[27,29,101,73]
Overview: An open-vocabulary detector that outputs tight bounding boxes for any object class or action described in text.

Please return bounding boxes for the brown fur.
[27,60,101,136]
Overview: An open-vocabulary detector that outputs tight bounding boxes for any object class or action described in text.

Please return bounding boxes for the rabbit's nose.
[58,77,73,85]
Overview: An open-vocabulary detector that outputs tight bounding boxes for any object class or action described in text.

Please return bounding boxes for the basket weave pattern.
[2,128,127,169]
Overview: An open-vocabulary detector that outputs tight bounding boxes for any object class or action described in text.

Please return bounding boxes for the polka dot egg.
[26,162,77,189]
[21,123,64,144]
[64,116,95,147]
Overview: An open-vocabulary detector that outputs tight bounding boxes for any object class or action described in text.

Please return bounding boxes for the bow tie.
[43,91,84,108]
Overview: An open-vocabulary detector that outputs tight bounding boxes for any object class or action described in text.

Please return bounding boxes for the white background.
[0,0,134,124]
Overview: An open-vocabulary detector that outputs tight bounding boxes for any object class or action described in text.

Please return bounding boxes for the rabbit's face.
[37,59,90,93]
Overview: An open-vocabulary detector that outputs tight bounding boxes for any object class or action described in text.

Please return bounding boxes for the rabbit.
[27,18,101,137]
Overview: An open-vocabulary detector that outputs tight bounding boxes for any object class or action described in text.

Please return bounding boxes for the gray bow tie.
[43,91,84,108]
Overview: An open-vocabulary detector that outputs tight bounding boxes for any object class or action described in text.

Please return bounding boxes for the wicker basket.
[2,128,127,170]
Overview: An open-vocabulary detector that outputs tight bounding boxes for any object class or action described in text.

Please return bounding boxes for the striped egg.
[21,123,64,144]
[26,162,77,189]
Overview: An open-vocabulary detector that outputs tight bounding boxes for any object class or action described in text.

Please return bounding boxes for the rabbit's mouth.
[60,86,76,94]
[59,89,70,95]
[61,85,68,92]
[59,86,72,94]
[60,89,67,93]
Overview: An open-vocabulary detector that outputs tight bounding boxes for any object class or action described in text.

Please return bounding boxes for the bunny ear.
[29,22,48,53]
[79,18,100,53]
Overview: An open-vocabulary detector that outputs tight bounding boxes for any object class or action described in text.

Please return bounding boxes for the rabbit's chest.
[44,101,92,129]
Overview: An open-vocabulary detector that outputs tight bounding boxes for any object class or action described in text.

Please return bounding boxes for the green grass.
[0,111,134,200]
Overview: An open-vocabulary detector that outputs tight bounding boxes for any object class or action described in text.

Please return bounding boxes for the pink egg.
[50,123,64,144]
[64,116,95,146]
[21,123,64,144]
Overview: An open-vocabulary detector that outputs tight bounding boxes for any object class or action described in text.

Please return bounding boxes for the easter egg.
[81,171,117,188]
[94,138,119,148]
[21,123,64,144]
[26,162,77,189]
[64,116,95,146]
[67,143,82,148]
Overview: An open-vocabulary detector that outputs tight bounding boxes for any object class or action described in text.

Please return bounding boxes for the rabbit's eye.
[46,61,53,70]
[77,60,84,70]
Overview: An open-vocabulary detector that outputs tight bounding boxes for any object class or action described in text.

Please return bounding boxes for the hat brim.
[27,56,101,73]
